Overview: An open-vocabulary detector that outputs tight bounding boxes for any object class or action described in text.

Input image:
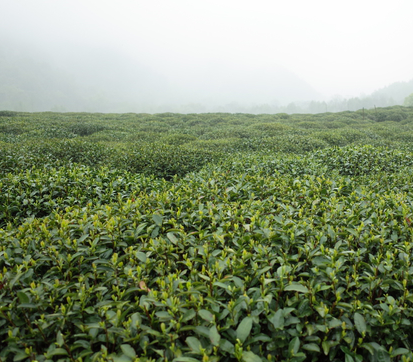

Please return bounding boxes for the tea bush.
[2,168,413,361]
[114,144,222,180]
[312,145,413,176]
[1,107,413,361]
[0,165,167,228]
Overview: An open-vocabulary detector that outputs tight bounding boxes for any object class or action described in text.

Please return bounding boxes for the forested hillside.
[1,36,412,114]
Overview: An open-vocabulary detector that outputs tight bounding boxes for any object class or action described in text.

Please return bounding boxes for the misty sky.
[1,0,413,111]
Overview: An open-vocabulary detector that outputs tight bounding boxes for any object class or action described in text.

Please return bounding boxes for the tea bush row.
[2,108,413,361]
[2,145,413,229]
[0,165,168,228]
[0,139,222,180]
[1,165,413,361]
[1,108,413,151]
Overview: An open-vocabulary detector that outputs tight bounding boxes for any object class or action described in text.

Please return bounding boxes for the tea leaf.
[284,283,309,294]
[152,214,163,226]
[236,316,253,343]
[48,348,69,357]
[392,348,410,357]
[135,251,147,263]
[17,291,30,304]
[289,337,300,356]
[56,331,64,347]
[302,343,320,352]
[219,339,235,354]
[345,354,354,362]
[198,309,214,322]
[182,309,196,322]
[268,309,284,330]
[121,344,137,359]
[167,232,178,244]
[354,312,366,335]
[242,351,262,362]
[186,337,202,354]
[13,352,29,361]
[209,325,221,346]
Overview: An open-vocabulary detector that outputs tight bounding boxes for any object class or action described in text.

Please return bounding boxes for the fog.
[1,0,413,113]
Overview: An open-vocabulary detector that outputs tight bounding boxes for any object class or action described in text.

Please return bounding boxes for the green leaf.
[302,343,320,352]
[256,266,272,277]
[355,355,363,362]
[140,325,161,337]
[198,273,210,281]
[268,309,284,329]
[392,348,410,357]
[135,251,147,263]
[167,232,178,244]
[219,339,234,354]
[74,340,90,349]
[242,351,262,362]
[186,336,202,354]
[236,316,253,344]
[17,303,37,309]
[322,340,338,355]
[13,352,29,362]
[121,344,137,359]
[297,299,312,318]
[375,349,390,362]
[328,318,342,329]
[152,214,163,226]
[194,326,210,338]
[155,311,173,321]
[84,306,95,314]
[209,325,221,346]
[213,281,230,290]
[151,226,159,238]
[321,341,329,356]
[248,333,272,344]
[198,309,214,322]
[318,284,332,291]
[17,291,30,304]
[361,343,389,361]
[173,358,201,362]
[130,312,142,327]
[112,356,133,362]
[354,312,366,335]
[48,348,69,357]
[56,331,64,347]
[289,336,300,356]
[315,305,327,318]
[284,283,309,294]
[182,308,196,322]
[345,354,354,362]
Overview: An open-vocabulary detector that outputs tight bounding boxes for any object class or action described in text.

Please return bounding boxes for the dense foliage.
[404,93,413,107]
[1,107,413,362]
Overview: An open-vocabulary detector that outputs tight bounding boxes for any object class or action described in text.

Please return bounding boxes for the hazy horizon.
[1,0,413,112]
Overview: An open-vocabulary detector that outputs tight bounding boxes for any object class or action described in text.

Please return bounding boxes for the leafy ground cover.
[1,107,413,361]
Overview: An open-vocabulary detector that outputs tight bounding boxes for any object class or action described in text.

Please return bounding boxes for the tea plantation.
[1,107,413,362]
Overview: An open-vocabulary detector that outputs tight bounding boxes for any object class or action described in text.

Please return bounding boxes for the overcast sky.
[1,0,413,109]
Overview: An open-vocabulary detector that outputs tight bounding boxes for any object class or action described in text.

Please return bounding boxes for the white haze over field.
[1,0,413,112]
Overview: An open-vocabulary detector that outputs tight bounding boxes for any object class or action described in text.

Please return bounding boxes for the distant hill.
[0,38,168,112]
[276,79,413,114]
[0,51,322,113]
[0,34,322,113]
[0,50,83,112]
[371,79,413,104]
[1,33,412,113]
